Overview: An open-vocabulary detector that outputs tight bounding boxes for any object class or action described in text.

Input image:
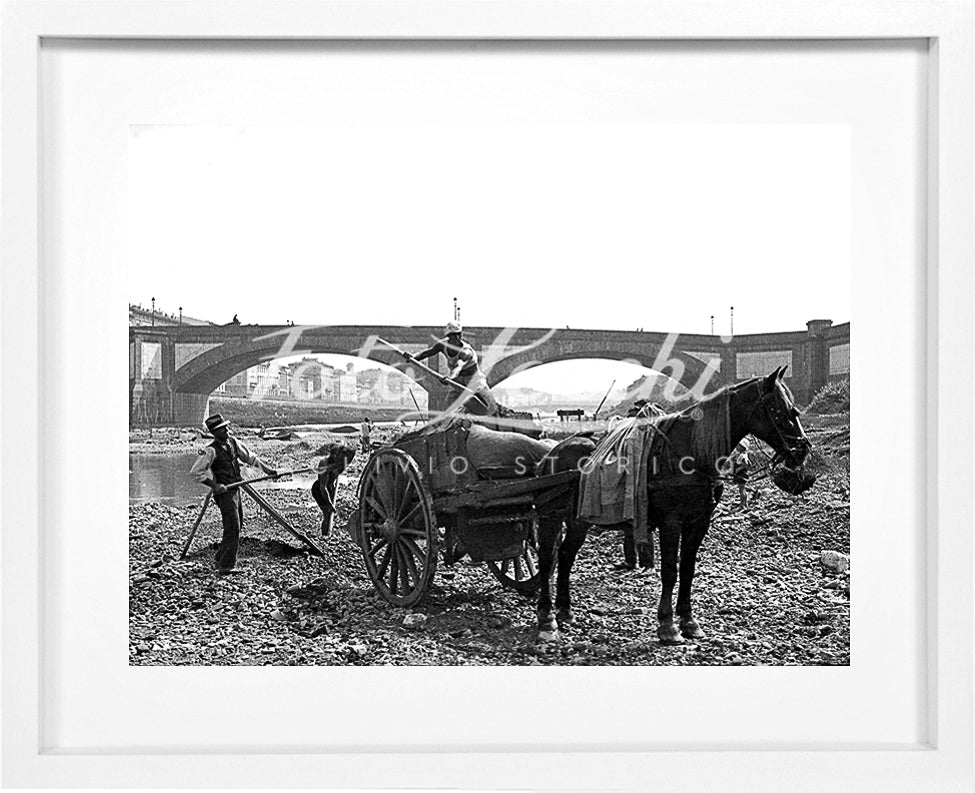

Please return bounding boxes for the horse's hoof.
[657,623,684,645]
[679,619,705,640]
[556,608,574,628]
[538,616,559,644]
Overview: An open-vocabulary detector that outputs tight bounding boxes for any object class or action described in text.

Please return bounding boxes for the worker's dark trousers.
[214,490,245,570]
[311,475,338,536]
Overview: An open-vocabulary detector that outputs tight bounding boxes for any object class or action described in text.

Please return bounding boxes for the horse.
[533,367,811,644]
[643,366,811,644]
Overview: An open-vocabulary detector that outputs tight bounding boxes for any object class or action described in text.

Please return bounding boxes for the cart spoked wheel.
[358,448,438,606]
[488,520,543,595]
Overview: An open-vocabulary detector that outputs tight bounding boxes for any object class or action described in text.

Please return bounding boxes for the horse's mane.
[677,381,750,469]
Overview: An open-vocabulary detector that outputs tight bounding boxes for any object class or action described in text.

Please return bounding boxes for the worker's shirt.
[190,437,262,485]
[421,338,480,380]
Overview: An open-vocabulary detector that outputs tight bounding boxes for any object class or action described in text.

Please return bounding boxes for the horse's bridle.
[747,384,810,466]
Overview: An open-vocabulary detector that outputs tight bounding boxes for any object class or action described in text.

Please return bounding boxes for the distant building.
[356,367,424,407]
[218,357,431,406]
[249,361,278,397]
[339,373,358,403]
[356,369,384,403]
[276,357,335,400]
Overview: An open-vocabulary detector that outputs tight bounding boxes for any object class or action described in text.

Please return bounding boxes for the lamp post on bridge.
[151,296,156,326]
[178,306,183,327]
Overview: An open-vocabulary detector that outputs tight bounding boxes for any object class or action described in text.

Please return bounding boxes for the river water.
[129,453,322,506]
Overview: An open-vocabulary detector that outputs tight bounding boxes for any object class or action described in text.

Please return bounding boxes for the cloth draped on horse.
[577,417,664,545]
[578,398,731,545]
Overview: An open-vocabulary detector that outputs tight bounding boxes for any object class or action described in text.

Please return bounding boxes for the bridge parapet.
[129,321,848,426]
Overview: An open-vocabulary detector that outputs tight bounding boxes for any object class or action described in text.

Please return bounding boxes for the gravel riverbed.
[129,419,850,666]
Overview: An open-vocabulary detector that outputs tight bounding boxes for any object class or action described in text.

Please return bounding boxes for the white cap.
[739,437,752,449]
[445,320,462,334]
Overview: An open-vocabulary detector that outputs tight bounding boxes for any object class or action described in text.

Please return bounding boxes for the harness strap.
[647,473,717,490]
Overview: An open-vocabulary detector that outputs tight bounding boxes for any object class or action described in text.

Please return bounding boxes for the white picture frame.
[2,1,972,790]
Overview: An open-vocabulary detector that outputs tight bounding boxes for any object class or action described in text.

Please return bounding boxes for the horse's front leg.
[554,517,587,628]
[534,515,560,639]
[656,520,682,644]
[676,514,712,640]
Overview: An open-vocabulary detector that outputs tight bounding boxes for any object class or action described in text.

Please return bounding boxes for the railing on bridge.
[128,320,850,426]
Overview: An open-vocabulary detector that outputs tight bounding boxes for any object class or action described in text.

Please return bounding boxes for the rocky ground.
[129,417,850,666]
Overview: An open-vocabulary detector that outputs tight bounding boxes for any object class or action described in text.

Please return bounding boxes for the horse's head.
[737,366,811,469]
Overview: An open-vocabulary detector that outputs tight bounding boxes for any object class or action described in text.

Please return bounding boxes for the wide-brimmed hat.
[204,413,230,432]
[445,320,462,334]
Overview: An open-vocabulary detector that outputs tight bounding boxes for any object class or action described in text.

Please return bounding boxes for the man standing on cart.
[405,321,498,416]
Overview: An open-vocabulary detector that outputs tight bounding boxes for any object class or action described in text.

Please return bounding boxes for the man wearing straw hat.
[407,321,497,416]
[190,413,279,573]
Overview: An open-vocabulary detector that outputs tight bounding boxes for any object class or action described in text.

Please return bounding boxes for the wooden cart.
[344,419,579,606]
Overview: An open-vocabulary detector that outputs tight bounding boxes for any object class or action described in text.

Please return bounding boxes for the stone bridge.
[129,320,850,426]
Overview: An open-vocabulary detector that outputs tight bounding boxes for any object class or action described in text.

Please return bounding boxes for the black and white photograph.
[129,120,850,666]
[8,3,974,787]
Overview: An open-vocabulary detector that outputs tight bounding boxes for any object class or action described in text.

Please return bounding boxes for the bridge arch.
[485,344,723,396]
[165,337,440,426]
[130,320,843,426]
[152,328,727,424]
[174,338,441,400]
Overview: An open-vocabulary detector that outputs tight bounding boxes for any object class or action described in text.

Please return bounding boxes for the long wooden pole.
[179,468,315,559]
[241,483,325,557]
[376,337,490,410]
[593,379,616,419]
[179,490,212,560]
[222,466,315,493]
[407,388,423,426]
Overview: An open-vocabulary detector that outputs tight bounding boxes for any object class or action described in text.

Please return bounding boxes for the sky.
[129,123,851,393]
